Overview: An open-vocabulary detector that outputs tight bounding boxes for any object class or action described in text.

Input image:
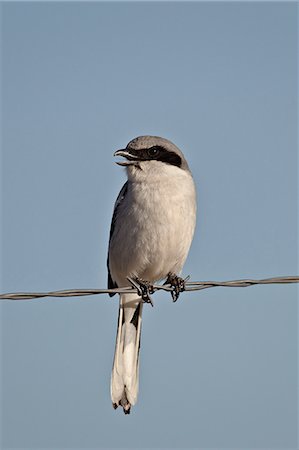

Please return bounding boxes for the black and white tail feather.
[110,294,143,414]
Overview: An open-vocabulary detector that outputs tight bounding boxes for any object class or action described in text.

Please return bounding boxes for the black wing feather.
[107,181,128,297]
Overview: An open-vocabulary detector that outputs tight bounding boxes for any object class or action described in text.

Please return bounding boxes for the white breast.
[109,162,197,286]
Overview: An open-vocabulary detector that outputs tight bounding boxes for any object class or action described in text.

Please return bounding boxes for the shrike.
[107,136,196,414]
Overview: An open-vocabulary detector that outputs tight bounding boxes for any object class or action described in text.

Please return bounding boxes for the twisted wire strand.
[0,276,298,301]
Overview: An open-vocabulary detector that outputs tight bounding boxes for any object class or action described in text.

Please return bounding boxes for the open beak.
[114,149,138,166]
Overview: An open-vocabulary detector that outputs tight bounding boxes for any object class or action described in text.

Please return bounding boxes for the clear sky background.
[1,2,298,449]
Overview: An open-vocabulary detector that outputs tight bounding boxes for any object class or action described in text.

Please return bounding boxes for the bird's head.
[114,136,190,179]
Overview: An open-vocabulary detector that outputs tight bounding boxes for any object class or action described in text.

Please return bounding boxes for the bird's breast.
[109,169,196,285]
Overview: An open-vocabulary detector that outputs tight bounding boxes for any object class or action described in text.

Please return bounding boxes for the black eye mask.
[126,145,182,168]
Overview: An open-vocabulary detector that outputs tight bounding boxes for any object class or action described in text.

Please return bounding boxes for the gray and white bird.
[107,135,197,414]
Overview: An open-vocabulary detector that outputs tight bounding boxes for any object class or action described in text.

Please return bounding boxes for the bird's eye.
[147,146,160,158]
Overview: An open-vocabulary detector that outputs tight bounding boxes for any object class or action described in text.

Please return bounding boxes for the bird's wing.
[107,181,128,296]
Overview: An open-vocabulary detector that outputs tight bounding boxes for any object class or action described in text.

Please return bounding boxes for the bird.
[107,135,197,414]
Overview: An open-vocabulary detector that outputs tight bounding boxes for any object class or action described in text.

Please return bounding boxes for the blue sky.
[1,2,298,449]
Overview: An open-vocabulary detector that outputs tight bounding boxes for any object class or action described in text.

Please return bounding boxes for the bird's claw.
[165,273,189,302]
[127,277,154,306]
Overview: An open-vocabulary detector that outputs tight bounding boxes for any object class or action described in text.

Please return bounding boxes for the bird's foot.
[165,273,189,302]
[127,277,154,306]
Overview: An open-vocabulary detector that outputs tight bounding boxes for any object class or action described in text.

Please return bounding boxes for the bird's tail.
[111,293,143,414]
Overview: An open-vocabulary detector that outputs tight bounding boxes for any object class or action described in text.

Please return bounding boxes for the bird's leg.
[127,277,154,307]
[165,273,189,302]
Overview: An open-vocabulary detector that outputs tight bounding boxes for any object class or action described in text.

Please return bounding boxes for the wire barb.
[0,276,298,301]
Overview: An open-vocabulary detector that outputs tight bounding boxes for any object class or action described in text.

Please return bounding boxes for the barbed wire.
[0,276,298,301]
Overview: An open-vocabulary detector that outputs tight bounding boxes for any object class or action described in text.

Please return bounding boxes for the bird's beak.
[114,149,137,166]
